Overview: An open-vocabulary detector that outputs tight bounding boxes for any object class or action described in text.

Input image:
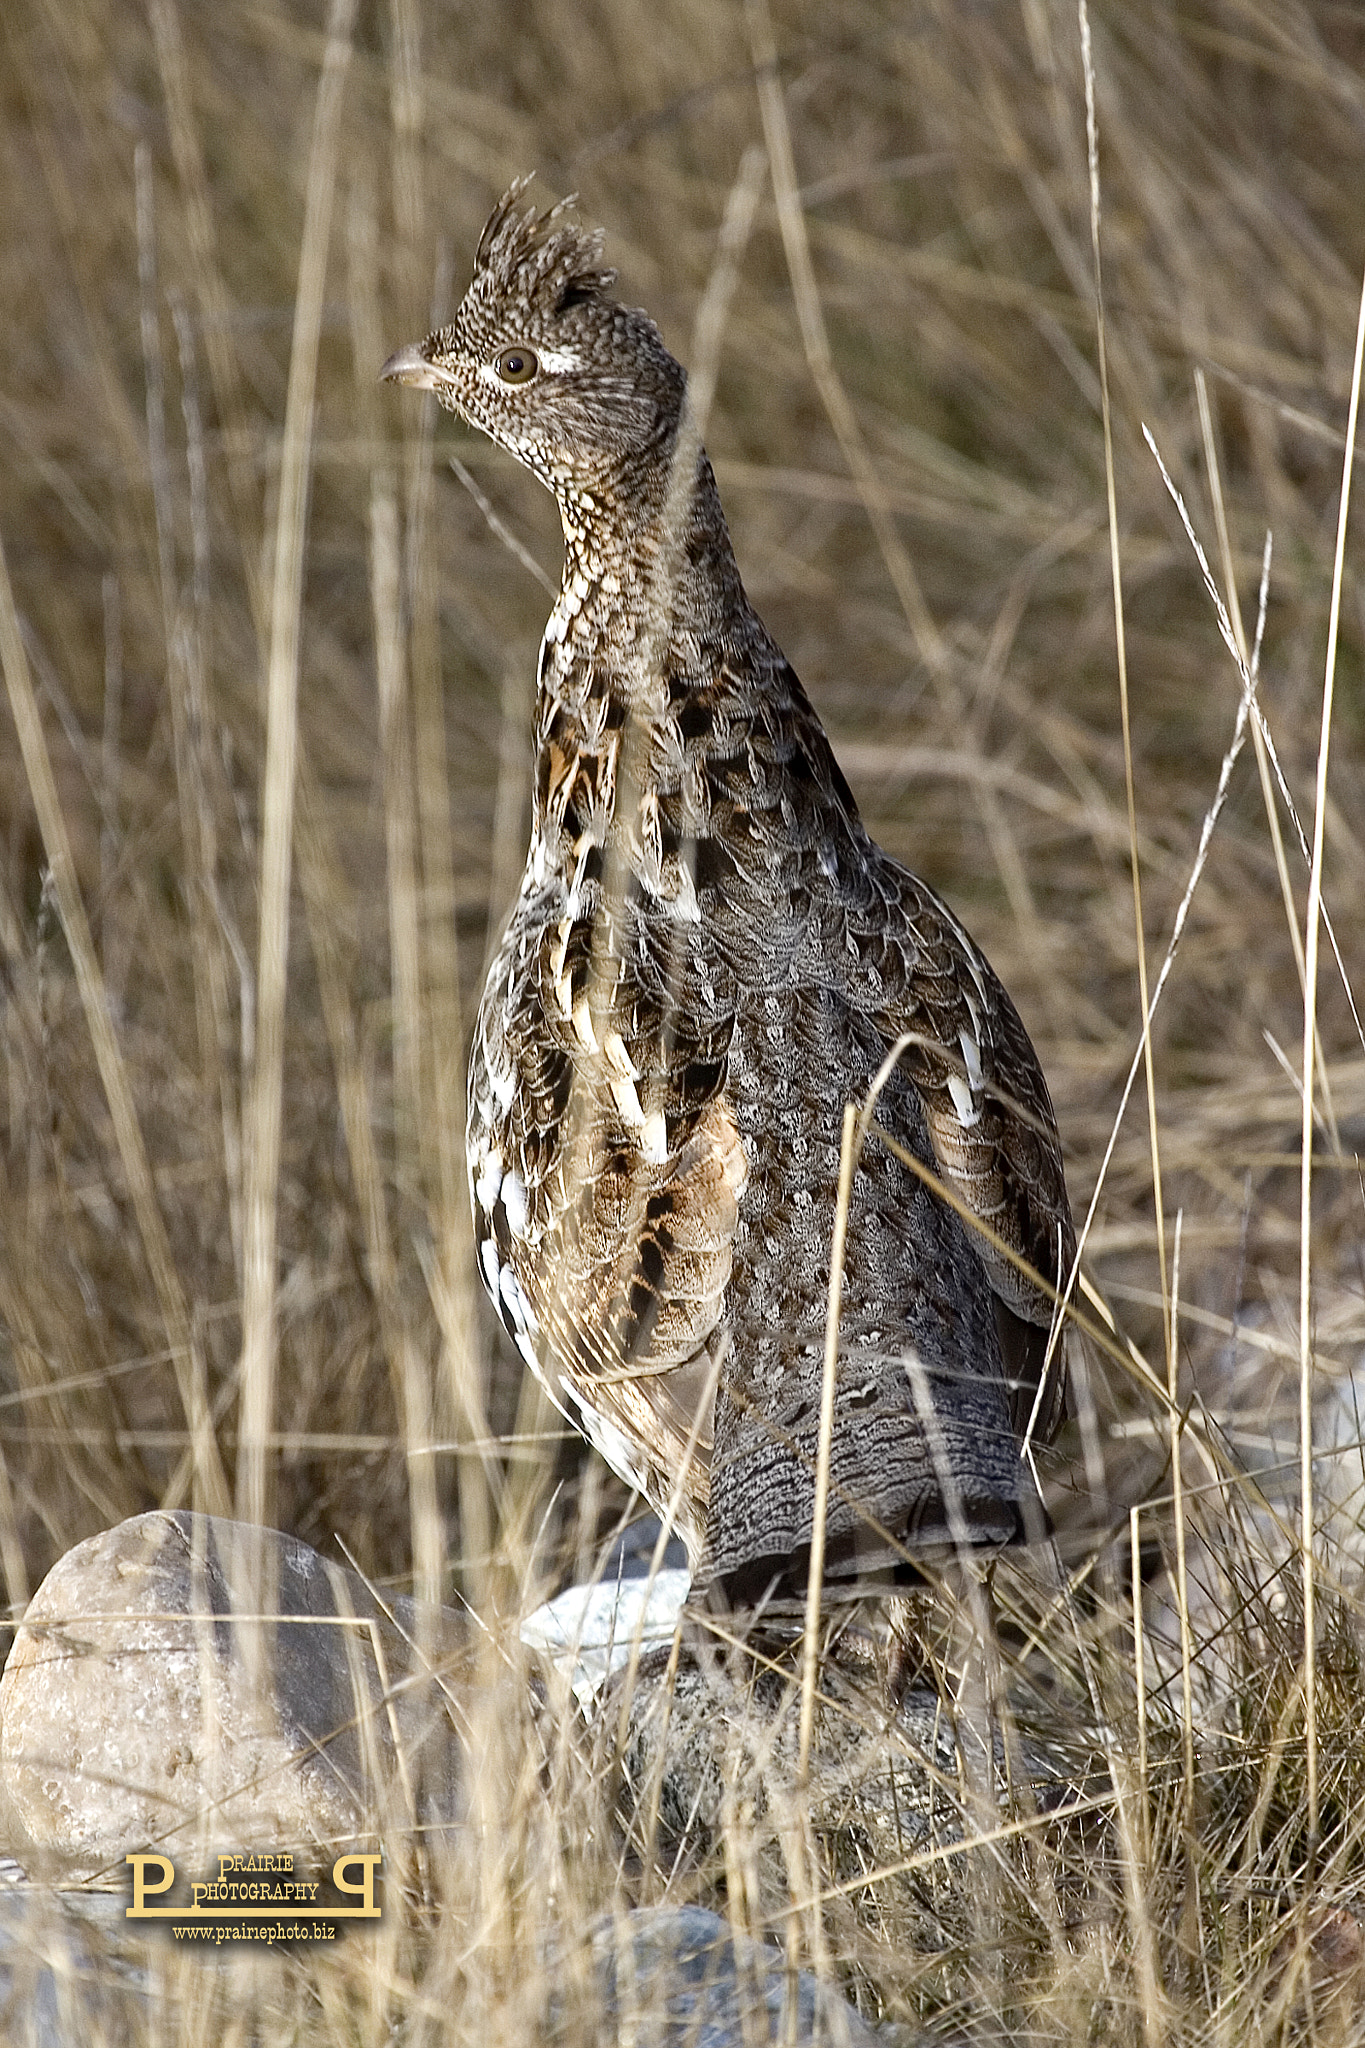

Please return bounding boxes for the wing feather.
[869,866,1074,1441]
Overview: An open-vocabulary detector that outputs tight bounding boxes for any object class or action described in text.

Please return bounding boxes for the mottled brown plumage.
[382,183,1074,1603]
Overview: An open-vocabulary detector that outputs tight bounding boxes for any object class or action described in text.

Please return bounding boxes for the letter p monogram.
[126,1853,175,1916]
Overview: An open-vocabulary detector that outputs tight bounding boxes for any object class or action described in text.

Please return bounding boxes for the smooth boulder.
[0,1511,467,1879]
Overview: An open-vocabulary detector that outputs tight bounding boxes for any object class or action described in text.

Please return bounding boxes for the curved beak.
[379,343,450,391]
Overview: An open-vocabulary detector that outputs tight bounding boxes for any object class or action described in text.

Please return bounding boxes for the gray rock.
[601,1515,690,1580]
[0,1511,468,1879]
[0,1887,903,2048]
[552,1904,882,2047]
[522,1566,691,1707]
[0,1880,150,2048]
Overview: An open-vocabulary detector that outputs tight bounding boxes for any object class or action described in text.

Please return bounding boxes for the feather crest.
[473,180,618,320]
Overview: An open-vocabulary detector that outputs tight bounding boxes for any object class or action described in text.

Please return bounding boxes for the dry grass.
[1,0,1364,2037]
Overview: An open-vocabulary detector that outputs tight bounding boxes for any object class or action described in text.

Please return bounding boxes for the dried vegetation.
[1,0,1364,2038]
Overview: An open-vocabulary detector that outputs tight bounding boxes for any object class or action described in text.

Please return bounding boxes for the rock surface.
[554,1904,883,2047]
[0,1512,1078,2040]
[0,1511,467,1879]
[0,1877,150,2048]
[521,1565,691,1706]
[0,1882,894,2048]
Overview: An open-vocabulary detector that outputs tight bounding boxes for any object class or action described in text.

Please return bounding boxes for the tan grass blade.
[382,19,485,1611]
[147,0,267,641]
[237,0,355,1536]
[136,151,243,1297]
[346,164,448,1613]
[1296,255,1365,1852]
[1078,0,1171,1414]
[744,0,945,681]
[796,1101,859,1798]
[0,533,229,1517]
[1195,366,1344,1147]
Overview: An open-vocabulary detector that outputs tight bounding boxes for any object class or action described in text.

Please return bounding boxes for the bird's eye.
[495,347,539,384]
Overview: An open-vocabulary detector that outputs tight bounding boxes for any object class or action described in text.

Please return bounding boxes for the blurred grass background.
[1,0,1364,2035]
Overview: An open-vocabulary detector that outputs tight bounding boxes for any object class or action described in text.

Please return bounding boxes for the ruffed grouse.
[383,184,1074,1605]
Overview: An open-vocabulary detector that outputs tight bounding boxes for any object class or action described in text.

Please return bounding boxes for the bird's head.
[381,181,686,496]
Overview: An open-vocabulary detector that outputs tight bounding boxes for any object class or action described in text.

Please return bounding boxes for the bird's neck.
[540,447,757,708]
[526,444,773,858]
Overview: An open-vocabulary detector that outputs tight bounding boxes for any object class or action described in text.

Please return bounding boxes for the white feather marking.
[670,859,701,923]
[640,1109,668,1165]
[572,996,599,1053]
[603,1029,639,1080]
[565,838,596,918]
[609,1073,646,1125]
[479,1237,502,1296]
[535,346,582,375]
[474,1148,503,1211]
[947,1071,981,1127]
[500,1263,539,1334]
[501,1168,529,1239]
[513,1326,541,1371]
[567,1386,652,1495]
[958,1028,983,1091]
